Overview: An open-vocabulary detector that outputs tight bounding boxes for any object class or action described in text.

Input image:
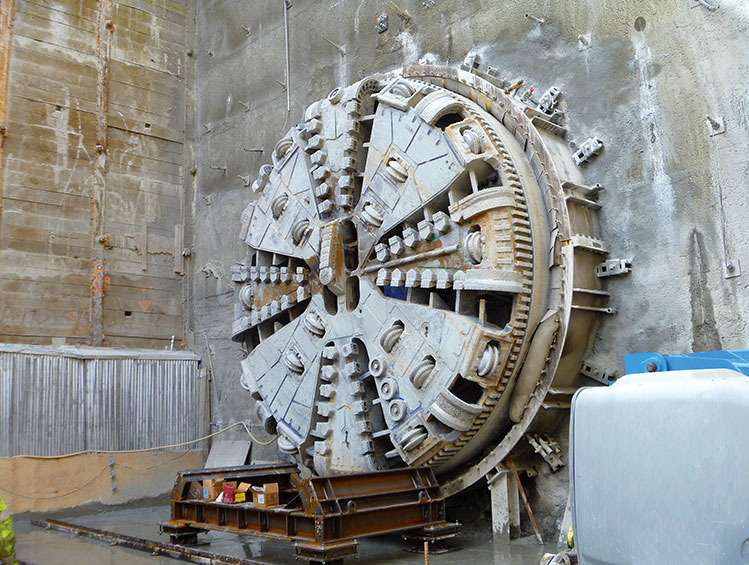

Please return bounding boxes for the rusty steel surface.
[163,465,453,562]
[231,63,609,490]
[33,519,267,565]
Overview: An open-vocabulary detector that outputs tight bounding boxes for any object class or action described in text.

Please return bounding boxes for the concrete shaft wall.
[192,0,749,526]
[0,0,195,348]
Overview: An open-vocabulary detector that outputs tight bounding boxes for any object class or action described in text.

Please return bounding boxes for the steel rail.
[31,519,268,565]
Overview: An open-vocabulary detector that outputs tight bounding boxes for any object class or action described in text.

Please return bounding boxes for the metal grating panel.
[0,344,201,457]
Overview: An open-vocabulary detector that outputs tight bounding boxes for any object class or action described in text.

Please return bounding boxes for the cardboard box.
[202,479,224,501]
[188,482,202,500]
[222,482,236,504]
[252,483,279,508]
[235,482,251,503]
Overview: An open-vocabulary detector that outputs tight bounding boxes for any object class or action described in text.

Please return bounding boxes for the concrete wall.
[0,0,195,348]
[0,450,203,513]
[192,0,749,530]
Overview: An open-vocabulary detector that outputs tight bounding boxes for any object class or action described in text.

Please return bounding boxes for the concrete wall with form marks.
[0,0,196,348]
[191,0,749,535]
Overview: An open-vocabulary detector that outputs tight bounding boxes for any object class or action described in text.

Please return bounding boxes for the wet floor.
[14,506,559,564]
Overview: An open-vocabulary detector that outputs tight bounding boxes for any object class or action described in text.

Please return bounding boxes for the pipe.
[283,0,290,113]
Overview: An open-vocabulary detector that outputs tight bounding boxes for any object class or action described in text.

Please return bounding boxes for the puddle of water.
[14,506,559,564]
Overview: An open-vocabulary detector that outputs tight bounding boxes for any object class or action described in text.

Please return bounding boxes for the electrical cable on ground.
[10,420,276,460]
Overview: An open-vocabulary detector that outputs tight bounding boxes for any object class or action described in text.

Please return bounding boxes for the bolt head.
[646,362,657,372]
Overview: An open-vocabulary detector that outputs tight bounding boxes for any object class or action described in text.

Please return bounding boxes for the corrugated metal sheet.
[0,344,201,457]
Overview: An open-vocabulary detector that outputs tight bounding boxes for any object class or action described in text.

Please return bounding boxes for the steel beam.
[162,465,457,563]
[32,519,266,565]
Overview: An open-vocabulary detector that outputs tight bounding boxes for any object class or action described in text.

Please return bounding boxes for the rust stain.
[90,0,113,345]
[0,0,16,238]
[91,259,110,297]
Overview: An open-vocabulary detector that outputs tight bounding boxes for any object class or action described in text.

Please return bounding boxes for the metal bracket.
[462,52,481,71]
[580,359,615,384]
[572,137,604,165]
[537,86,561,114]
[527,434,564,472]
[375,14,388,33]
[596,258,632,278]
[231,262,249,282]
[724,258,741,279]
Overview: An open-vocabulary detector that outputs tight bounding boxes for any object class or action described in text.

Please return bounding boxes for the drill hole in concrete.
[634,16,646,31]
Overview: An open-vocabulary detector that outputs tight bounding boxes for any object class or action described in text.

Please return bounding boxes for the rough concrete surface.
[191,0,749,534]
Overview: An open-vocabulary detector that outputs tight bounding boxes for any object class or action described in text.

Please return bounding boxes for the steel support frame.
[162,464,454,562]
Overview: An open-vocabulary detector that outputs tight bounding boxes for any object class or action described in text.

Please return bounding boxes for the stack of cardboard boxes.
[199,479,279,508]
